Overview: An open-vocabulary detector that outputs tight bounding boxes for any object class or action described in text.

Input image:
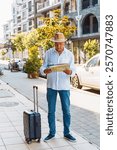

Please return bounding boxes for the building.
[72,0,100,63]
[35,0,100,64]
[12,0,34,34]
[3,0,100,62]
[3,20,13,41]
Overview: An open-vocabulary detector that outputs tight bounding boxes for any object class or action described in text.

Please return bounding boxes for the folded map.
[48,63,70,72]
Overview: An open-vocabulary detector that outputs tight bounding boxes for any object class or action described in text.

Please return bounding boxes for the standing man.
[40,32,76,142]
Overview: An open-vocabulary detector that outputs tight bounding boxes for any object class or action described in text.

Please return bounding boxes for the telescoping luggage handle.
[33,86,39,112]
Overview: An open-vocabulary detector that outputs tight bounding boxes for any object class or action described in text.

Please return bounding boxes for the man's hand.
[44,68,52,74]
[63,69,72,75]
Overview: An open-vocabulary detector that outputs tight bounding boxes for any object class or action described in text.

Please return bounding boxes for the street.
[0,70,100,147]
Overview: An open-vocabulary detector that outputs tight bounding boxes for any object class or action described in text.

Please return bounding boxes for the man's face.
[55,42,65,54]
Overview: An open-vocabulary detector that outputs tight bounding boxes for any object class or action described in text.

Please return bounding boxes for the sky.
[0,0,14,42]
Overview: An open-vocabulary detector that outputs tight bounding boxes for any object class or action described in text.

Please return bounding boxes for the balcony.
[52,0,61,5]
[37,1,49,10]
[44,0,49,7]
[37,3,44,11]
[37,1,61,14]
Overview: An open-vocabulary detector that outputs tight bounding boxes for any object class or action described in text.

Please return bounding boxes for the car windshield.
[86,56,99,67]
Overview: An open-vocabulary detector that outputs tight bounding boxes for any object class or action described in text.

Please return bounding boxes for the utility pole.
[61,0,66,16]
[33,0,37,28]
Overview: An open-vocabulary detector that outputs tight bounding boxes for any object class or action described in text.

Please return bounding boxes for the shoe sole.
[64,137,77,143]
[44,137,55,142]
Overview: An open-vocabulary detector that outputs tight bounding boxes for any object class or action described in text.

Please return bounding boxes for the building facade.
[72,0,100,63]
[3,0,100,62]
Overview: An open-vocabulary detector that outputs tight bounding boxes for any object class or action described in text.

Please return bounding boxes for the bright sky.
[0,0,14,42]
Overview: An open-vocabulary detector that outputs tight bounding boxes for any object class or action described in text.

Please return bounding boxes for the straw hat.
[51,32,67,42]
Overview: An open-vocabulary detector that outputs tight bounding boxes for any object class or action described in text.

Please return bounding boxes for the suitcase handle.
[33,86,38,112]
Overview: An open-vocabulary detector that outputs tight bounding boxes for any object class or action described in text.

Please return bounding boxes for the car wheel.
[71,74,82,89]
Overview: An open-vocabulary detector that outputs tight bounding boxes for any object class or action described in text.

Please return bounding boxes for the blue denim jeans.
[47,88,71,136]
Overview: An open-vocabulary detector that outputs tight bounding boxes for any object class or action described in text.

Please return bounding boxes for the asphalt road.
[0,70,100,148]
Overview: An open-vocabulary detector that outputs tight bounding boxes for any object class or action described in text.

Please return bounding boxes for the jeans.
[47,88,71,136]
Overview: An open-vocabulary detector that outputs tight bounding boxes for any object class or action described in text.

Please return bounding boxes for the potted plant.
[25,46,42,78]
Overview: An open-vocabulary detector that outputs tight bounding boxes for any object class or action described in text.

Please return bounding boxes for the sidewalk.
[0,80,99,150]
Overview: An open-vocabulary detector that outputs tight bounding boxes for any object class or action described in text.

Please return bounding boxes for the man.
[40,32,76,142]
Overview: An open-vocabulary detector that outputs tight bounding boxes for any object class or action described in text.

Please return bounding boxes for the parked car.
[8,58,26,72]
[10,60,19,72]
[71,53,100,90]
[17,58,26,71]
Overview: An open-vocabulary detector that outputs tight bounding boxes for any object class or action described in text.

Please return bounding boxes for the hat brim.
[51,39,67,42]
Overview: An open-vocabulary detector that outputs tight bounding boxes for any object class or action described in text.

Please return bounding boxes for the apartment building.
[35,0,100,64]
[3,20,13,41]
[12,0,34,34]
[3,0,100,63]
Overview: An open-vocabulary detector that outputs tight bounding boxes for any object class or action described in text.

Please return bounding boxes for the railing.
[52,0,61,5]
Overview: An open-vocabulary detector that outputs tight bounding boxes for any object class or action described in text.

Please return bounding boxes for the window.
[5,25,9,31]
[82,14,98,34]
[82,0,98,9]
[86,56,99,67]
[65,3,70,14]
[23,3,26,9]
[29,27,32,30]
[23,24,27,32]
[93,16,98,33]
[22,11,27,20]
[92,0,98,6]
[17,27,21,32]
[82,0,90,9]
[28,20,32,26]
[28,1,32,12]
[13,7,15,14]
[17,16,21,23]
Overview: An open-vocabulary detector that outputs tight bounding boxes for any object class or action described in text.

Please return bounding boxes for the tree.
[83,39,100,59]
[23,29,40,50]
[23,29,42,78]
[36,9,76,50]
[12,33,26,58]
[24,46,42,78]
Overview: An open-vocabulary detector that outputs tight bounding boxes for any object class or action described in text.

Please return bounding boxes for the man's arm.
[44,68,52,74]
[40,51,52,75]
[63,69,72,75]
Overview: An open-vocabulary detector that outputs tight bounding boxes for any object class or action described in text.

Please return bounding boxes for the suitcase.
[23,86,41,144]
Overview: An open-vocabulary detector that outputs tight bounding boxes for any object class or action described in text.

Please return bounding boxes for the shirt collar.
[53,47,67,54]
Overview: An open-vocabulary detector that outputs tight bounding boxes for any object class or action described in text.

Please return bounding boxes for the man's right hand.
[44,68,52,74]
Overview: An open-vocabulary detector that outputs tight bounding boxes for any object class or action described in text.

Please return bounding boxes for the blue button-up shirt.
[40,47,76,90]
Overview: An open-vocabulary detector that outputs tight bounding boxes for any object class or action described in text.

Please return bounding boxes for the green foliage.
[10,41,17,53]
[83,39,99,59]
[12,33,25,52]
[36,9,76,50]
[25,46,42,74]
[23,29,40,49]
[1,50,7,56]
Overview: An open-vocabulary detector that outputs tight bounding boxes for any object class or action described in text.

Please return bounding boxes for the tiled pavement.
[1,70,100,147]
[0,80,99,150]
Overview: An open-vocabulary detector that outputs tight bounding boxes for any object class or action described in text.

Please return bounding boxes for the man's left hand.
[63,69,72,75]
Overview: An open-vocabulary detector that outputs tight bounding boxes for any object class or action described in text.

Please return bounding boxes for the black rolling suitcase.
[23,86,41,144]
